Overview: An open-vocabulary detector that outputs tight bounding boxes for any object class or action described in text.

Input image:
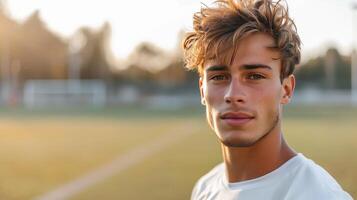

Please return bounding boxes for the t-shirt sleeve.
[190,163,224,200]
[191,175,205,200]
[190,181,199,200]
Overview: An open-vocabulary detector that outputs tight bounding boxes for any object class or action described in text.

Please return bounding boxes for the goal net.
[23,80,106,108]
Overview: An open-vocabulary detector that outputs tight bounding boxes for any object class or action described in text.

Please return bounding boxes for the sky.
[5,0,357,62]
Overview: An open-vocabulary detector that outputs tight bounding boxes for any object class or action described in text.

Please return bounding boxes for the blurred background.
[0,0,356,199]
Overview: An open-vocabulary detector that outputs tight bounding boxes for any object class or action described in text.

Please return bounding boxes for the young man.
[182,0,353,199]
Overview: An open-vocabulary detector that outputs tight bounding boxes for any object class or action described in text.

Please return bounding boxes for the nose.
[224,77,247,104]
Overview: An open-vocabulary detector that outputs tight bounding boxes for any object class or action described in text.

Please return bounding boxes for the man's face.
[199,33,295,147]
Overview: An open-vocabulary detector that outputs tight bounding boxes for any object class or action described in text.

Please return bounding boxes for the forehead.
[204,33,281,71]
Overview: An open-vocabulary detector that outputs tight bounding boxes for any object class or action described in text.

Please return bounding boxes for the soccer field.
[0,105,356,200]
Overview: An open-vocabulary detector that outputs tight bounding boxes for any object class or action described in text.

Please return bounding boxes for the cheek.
[204,84,225,107]
[255,85,282,112]
[205,105,215,130]
[204,86,224,129]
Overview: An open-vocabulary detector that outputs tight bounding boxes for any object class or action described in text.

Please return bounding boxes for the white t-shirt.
[191,153,353,200]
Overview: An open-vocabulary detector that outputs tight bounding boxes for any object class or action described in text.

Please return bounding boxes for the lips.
[220,112,254,126]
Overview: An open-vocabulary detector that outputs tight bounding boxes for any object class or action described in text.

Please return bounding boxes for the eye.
[247,73,265,80]
[210,74,229,81]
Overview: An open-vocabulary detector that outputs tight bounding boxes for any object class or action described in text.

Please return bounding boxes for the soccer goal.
[23,80,106,108]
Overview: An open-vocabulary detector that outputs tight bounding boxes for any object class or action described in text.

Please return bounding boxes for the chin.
[220,137,258,147]
[218,130,259,148]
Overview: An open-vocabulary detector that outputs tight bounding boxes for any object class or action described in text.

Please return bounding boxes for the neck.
[221,122,296,183]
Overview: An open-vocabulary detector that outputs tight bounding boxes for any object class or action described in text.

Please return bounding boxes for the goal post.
[23,80,106,108]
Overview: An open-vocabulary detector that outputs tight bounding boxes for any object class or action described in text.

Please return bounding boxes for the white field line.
[34,124,198,200]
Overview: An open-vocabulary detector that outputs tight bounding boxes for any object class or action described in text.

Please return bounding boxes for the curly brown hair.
[182,0,301,80]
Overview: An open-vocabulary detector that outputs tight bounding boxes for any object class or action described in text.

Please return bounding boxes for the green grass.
[0,117,194,200]
[72,119,217,200]
[0,105,355,199]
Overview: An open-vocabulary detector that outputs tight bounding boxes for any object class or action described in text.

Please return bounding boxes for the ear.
[199,77,206,106]
[280,74,295,104]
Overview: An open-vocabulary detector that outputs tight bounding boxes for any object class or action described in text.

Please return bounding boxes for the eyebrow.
[205,64,272,72]
[205,65,228,72]
[240,64,272,71]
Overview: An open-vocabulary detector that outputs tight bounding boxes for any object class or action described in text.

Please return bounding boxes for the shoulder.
[191,163,225,199]
[288,154,353,200]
